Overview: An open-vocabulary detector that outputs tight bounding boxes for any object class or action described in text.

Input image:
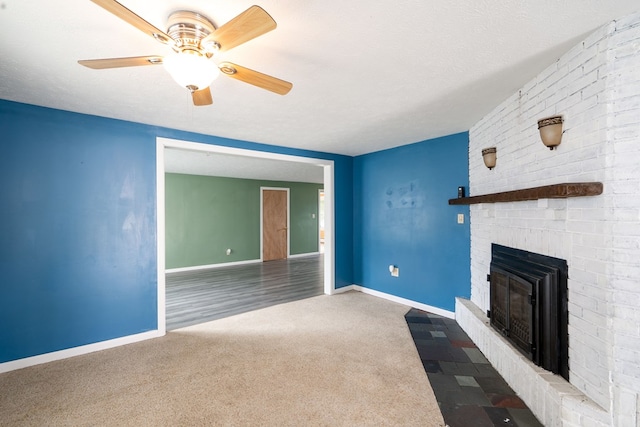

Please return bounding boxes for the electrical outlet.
[391,267,399,277]
[457,213,464,224]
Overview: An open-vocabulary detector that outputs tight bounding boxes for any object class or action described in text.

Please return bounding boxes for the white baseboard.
[0,330,164,374]
[288,252,321,259]
[331,284,357,294]
[338,285,455,319]
[166,259,261,273]
[1,284,453,374]
[167,254,322,273]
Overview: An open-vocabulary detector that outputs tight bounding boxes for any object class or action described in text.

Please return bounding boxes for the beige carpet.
[0,291,444,426]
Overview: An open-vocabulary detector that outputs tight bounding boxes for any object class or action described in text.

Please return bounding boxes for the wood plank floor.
[166,254,324,330]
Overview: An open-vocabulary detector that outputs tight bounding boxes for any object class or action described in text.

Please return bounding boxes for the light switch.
[457,214,464,224]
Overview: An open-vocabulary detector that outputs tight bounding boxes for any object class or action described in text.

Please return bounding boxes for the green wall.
[166,173,323,269]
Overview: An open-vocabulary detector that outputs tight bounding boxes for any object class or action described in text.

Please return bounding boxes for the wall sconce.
[482,147,497,170]
[538,115,564,150]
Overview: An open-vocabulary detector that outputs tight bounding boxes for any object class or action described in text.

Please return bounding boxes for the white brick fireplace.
[456,11,640,427]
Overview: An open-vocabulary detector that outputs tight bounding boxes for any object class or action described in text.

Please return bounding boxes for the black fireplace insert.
[489,244,569,380]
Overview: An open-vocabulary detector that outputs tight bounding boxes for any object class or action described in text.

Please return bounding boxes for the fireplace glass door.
[489,243,569,380]
[490,267,536,362]
[508,275,535,361]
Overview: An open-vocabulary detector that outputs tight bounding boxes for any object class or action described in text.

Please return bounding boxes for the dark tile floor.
[405,308,543,427]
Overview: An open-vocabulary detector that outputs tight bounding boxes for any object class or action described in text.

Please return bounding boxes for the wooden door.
[263,189,288,261]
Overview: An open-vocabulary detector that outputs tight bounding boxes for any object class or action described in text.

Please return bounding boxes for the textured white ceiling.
[1,1,638,158]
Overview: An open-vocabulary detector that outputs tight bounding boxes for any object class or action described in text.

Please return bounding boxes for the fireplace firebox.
[489,244,569,380]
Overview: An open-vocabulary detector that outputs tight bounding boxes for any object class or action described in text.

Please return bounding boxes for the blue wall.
[0,100,353,363]
[353,133,470,311]
[0,98,468,364]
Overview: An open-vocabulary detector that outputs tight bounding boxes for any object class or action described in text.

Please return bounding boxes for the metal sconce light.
[482,147,497,170]
[538,115,564,150]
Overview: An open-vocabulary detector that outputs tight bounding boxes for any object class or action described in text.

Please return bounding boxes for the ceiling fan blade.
[219,62,292,95]
[90,0,172,44]
[192,87,213,106]
[201,5,276,52]
[78,56,163,69]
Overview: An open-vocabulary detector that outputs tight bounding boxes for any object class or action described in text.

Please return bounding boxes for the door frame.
[260,187,290,261]
[156,137,335,334]
[318,189,325,253]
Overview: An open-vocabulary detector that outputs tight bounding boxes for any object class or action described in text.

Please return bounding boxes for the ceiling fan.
[78,0,292,106]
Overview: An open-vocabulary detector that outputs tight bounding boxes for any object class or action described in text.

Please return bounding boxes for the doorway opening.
[156,137,335,334]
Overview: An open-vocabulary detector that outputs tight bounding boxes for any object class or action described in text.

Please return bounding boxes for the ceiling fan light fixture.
[162,51,220,91]
[80,2,291,105]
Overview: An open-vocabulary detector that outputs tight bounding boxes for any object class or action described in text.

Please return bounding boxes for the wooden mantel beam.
[448,182,603,205]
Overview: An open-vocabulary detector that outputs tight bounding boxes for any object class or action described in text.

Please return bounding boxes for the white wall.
[463,11,640,427]
[607,12,640,427]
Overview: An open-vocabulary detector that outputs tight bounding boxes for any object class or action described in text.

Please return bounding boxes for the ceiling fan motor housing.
[166,11,218,55]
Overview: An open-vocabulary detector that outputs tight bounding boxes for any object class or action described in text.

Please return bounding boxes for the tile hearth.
[405,308,542,427]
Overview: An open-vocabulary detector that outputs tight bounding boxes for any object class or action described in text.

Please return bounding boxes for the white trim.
[322,164,334,294]
[158,138,328,166]
[156,137,337,330]
[260,186,290,260]
[166,259,261,273]
[288,252,320,259]
[168,254,322,272]
[156,142,166,336]
[0,330,163,374]
[337,285,455,319]
[331,284,357,295]
[318,189,324,253]
[0,283,452,373]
